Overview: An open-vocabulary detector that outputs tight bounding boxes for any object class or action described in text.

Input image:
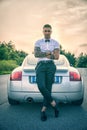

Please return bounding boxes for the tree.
[0,41,28,65]
[0,41,9,60]
[60,45,66,55]
[64,52,76,67]
[60,45,76,67]
[76,53,87,67]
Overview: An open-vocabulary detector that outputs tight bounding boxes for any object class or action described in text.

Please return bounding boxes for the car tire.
[72,98,83,105]
[8,97,19,105]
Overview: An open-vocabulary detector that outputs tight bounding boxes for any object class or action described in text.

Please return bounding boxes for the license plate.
[29,76,36,83]
[54,76,62,84]
[29,76,62,84]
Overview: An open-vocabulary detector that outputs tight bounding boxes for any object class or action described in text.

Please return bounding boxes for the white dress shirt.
[35,38,60,62]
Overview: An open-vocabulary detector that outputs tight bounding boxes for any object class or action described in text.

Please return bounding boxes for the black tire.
[8,97,19,105]
[72,98,83,105]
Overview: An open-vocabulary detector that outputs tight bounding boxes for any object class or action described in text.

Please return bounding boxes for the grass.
[0,71,11,75]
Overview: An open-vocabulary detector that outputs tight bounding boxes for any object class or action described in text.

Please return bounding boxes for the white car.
[7,54,84,105]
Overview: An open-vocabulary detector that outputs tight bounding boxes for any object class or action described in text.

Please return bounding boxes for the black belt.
[39,60,54,64]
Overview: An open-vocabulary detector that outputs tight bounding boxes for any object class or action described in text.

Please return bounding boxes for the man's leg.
[36,62,59,120]
[36,64,53,121]
[46,62,59,117]
[36,64,53,105]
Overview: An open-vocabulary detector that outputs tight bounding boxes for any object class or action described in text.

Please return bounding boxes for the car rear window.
[23,55,69,67]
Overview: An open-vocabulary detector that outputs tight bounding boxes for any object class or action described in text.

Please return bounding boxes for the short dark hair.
[43,24,52,29]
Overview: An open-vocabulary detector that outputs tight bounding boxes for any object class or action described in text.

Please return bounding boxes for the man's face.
[43,27,52,39]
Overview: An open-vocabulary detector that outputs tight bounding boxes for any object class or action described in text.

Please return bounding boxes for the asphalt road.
[0,73,87,130]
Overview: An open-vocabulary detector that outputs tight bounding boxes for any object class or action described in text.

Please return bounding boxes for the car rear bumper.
[8,90,84,103]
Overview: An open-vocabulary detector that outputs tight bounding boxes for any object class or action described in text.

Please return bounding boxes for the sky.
[0,0,87,56]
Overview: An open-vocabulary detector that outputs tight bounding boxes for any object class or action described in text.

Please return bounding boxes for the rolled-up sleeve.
[35,40,40,47]
[54,41,60,50]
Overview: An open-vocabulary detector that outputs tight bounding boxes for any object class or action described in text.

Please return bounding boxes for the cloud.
[79,43,87,47]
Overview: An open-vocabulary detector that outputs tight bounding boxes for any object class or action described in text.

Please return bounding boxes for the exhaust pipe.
[27,97,33,103]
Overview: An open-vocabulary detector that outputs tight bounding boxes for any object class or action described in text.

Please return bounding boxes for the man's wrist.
[50,52,55,59]
[46,52,51,56]
[42,52,47,57]
[46,52,55,59]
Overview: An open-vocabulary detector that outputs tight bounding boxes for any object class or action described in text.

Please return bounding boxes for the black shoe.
[41,111,47,121]
[55,109,59,118]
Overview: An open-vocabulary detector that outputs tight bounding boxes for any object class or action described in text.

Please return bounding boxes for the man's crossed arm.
[34,47,60,60]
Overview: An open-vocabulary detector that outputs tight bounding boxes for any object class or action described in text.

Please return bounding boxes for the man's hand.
[53,49,60,60]
[34,47,59,60]
[46,51,51,59]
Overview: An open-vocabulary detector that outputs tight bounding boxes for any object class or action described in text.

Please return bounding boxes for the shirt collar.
[43,38,51,42]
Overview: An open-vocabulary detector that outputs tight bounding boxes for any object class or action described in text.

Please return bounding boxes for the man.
[34,24,60,121]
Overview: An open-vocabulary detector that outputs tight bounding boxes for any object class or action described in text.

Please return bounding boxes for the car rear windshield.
[25,55,69,67]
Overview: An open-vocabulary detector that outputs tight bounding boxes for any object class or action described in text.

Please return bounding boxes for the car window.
[54,58,66,66]
[27,56,38,65]
[23,54,69,67]
[54,55,69,66]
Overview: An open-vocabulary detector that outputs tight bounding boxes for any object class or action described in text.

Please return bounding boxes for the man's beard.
[45,35,51,39]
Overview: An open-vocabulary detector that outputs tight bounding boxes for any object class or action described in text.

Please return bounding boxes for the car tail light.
[69,72,81,81]
[10,71,22,81]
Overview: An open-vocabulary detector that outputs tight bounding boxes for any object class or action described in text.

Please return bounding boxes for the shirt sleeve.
[54,41,60,50]
[35,40,40,47]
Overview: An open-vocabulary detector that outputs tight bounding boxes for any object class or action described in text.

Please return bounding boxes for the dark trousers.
[35,61,56,107]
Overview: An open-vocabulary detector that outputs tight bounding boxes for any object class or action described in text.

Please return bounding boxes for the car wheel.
[8,97,19,105]
[72,98,83,105]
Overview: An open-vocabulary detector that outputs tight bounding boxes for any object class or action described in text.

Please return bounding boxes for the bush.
[0,60,18,74]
